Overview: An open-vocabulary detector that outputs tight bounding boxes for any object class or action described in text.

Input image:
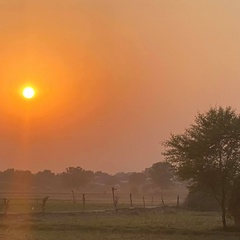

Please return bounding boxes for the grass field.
[0,192,186,213]
[1,207,240,240]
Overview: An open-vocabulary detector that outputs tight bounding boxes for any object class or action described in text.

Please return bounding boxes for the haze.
[0,0,240,173]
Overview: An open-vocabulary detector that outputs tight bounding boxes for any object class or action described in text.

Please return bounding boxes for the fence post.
[161,196,165,206]
[72,190,76,204]
[3,198,10,215]
[42,196,49,213]
[82,194,86,211]
[177,195,180,208]
[114,196,119,212]
[130,193,133,207]
[143,197,146,209]
[111,187,117,207]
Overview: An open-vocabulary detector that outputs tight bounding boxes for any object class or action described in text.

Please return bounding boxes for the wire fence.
[0,191,187,214]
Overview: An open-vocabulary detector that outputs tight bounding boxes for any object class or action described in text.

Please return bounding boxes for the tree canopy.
[148,162,174,190]
[163,106,240,228]
[62,167,94,190]
[129,172,146,186]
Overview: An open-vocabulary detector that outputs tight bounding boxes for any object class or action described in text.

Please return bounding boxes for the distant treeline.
[0,162,180,193]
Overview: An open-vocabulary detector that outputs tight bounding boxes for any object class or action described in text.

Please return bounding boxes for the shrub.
[184,191,221,211]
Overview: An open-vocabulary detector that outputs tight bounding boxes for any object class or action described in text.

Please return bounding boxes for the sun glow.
[23,87,35,99]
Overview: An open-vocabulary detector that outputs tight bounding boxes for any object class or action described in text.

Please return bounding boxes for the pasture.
[0,191,186,213]
[0,206,240,239]
[0,192,239,239]
[0,209,239,240]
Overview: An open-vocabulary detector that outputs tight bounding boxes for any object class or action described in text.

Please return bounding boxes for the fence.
[0,191,187,214]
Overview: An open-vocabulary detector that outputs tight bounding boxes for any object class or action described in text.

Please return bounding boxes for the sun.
[23,87,35,99]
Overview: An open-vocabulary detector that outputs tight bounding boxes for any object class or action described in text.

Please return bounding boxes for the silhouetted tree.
[163,106,240,229]
[128,172,146,194]
[105,175,119,186]
[14,170,33,190]
[0,169,34,191]
[94,171,112,184]
[35,170,56,190]
[148,162,174,190]
[62,167,94,190]
[129,173,146,186]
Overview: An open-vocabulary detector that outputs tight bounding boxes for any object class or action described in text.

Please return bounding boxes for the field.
[0,192,240,240]
[1,206,240,239]
[0,191,187,213]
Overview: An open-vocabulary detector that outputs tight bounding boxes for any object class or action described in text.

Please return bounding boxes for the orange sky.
[1,0,240,173]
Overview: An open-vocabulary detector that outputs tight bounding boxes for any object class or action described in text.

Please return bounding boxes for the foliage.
[94,172,119,186]
[184,191,221,211]
[34,170,56,189]
[129,172,146,186]
[62,167,94,190]
[148,162,174,190]
[0,169,34,191]
[163,106,240,228]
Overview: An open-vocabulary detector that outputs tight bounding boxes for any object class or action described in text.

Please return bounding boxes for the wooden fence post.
[177,195,180,208]
[72,190,76,204]
[42,196,49,213]
[82,194,86,211]
[130,193,133,207]
[161,196,165,206]
[114,196,119,212]
[3,198,10,215]
[143,197,146,209]
[111,187,117,207]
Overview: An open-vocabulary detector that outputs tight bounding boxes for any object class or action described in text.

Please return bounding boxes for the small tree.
[163,107,240,229]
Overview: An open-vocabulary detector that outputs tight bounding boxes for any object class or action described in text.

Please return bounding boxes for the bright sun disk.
[23,87,35,99]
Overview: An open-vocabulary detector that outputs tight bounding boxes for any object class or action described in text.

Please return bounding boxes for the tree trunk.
[221,205,227,229]
[221,183,227,229]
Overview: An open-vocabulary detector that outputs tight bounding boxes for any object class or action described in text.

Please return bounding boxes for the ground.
[1,208,240,240]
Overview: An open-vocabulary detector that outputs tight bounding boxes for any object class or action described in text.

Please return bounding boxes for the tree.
[35,170,56,189]
[129,172,146,194]
[228,176,240,227]
[0,169,34,191]
[148,162,174,190]
[62,167,94,190]
[163,107,240,229]
[129,173,146,186]
[94,171,115,185]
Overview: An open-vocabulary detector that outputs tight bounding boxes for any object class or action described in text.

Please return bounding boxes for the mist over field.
[1,1,240,239]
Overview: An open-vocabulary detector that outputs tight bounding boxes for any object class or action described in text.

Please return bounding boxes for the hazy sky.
[1,0,240,173]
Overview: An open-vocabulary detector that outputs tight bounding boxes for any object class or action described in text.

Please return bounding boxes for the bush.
[184,191,220,211]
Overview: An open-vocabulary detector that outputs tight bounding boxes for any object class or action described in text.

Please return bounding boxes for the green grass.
[1,198,155,213]
[0,191,185,213]
[0,209,240,240]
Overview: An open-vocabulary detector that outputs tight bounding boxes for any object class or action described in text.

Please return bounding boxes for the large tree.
[163,107,240,229]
